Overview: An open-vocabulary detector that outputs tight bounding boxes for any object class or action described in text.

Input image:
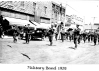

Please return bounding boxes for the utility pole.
[91,17,97,31]
[91,5,99,31]
[66,3,79,26]
[60,3,62,22]
[64,3,67,27]
[66,4,78,14]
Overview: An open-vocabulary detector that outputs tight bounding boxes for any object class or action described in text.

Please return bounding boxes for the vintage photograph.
[0,0,99,64]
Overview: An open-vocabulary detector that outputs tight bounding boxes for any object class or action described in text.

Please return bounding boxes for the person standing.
[91,32,94,42]
[97,32,99,44]
[93,31,98,45]
[83,31,87,43]
[61,26,65,42]
[0,26,2,38]
[13,26,18,43]
[54,25,58,41]
[48,25,54,46]
[87,32,91,42]
[25,24,30,44]
[78,33,81,44]
[20,28,24,39]
[73,25,81,49]
[69,30,73,42]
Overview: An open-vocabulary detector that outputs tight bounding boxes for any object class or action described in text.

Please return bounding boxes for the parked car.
[31,28,45,40]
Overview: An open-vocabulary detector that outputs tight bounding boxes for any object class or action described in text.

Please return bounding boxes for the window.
[8,1,12,3]
[52,4,55,13]
[33,2,36,8]
[33,2,36,14]
[20,1,24,7]
[63,9,65,16]
[56,5,58,12]
[44,6,47,14]
[57,6,59,14]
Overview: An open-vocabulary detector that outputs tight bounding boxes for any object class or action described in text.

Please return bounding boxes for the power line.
[66,4,79,13]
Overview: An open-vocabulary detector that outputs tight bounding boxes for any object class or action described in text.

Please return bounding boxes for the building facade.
[0,1,65,25]
[65,14,84,26]
[83,23,99,31]
[0,1,35,21]
[51,2,65,24]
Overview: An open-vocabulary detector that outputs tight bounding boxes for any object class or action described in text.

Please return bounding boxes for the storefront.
[40,17,50,24]
[1,16,36,36]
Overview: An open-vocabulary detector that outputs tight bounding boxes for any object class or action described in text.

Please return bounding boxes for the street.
[0,37,99,64]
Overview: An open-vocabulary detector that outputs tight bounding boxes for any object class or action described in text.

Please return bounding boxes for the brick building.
[0,1,65,25]
[51,1,65,24]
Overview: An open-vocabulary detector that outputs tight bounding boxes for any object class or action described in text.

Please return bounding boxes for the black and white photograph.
[0,0,99,70]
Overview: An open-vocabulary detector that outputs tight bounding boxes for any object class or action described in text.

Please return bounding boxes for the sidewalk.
[2,35,14,39]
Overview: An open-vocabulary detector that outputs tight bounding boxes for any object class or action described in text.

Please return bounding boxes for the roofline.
[0,7,34,17]
[51,1,65,9]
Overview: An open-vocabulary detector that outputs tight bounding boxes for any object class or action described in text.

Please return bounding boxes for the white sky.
[67,1,99,24]
[52,0,99,24]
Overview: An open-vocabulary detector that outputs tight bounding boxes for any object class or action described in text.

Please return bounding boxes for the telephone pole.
[91,17,97,30]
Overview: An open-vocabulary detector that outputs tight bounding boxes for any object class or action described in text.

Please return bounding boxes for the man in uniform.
[88,32,91,42]
[98,32,99,44]
[0,25,3,38]
[69,31,71,42]
[25,24,30,44]
[82,31,87,43]
[91,32,94,42]
[54,25,58,41]
[13,26,18,43]
[73,25,81,49]
[61,26,65,42]
[48,25,54,46]
[93,31,98,45]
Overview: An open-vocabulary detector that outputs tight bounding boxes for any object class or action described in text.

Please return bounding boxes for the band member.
[48,25,54,46]
[88,32,91,42]
[78,33,81,44]
[61,26,65,42]
[69,30,73,42]
[25,24,30,44]
[98,33,99,44]
[13,26,18,43]
[0,25,3,38]
[91,32,94,42]
[93,31,98,46]
[82,31,87,43]
[54,25,58,41]
[20,28,24,39]
[73,25,81,49]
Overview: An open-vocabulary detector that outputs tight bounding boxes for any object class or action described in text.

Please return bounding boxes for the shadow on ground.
[46,44,56,46]
[22,38,42,41]
[69,47,75,50]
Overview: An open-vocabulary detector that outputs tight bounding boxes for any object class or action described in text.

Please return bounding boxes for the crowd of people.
[48,23,99,49]
[0,19,99,49]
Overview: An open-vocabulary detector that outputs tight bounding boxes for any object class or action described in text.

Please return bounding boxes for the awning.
[4,17,36,27]
[40,23,51,29]
[29,21,41,26]
[30,21,51,29]
[29,21,43,29]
